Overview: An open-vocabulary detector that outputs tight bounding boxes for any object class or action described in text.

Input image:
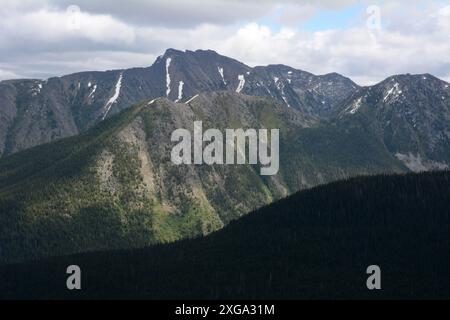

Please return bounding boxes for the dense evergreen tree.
[1,170,449,299]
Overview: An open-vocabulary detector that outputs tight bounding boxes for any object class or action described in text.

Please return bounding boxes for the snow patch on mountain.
[287,71,293,84]
[236,75,245,93]
[185,94,199,104]
[89,84,97,98]
[31,82,42,96]
[383,83,402,102]
[166,58,172,97]
[346,97,363,114]
[175,81,184,102]
[102,73,123,120]
[218,67,226,85]
[274,77,291,107]
[395,152,448,172]
[281,95,291,107]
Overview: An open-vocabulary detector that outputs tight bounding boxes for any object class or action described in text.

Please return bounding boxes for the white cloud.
[212,5,450,85]
[0,69,22,81]
[440,5,450,16]
[0,8,135,45]
[0,0,449,85]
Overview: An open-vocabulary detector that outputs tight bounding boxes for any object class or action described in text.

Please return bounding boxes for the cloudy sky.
[0,0,449,85]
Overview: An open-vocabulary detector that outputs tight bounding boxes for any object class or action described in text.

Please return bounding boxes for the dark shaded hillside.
[1,171,449,299]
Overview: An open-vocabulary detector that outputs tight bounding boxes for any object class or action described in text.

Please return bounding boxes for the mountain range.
[0,49,449,264]
[3,48,448,158]
[0,49,357,156]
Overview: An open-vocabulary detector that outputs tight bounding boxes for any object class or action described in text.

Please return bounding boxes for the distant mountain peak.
[163,48,185,56]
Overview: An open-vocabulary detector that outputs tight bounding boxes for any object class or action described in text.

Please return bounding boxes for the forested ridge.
[1,170,449,299]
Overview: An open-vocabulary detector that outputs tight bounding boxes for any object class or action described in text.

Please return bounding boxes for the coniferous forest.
[1,170,449,299]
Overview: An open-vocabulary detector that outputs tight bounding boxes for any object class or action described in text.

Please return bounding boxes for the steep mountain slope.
[0,93,302,264]
[339,74,450,171]
[0,70,124,156]
[0,49,358,157]
[2,171,450,299]
[0,91,409,265]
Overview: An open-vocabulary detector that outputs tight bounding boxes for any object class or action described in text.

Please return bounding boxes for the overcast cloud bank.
[0,0,449,85]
